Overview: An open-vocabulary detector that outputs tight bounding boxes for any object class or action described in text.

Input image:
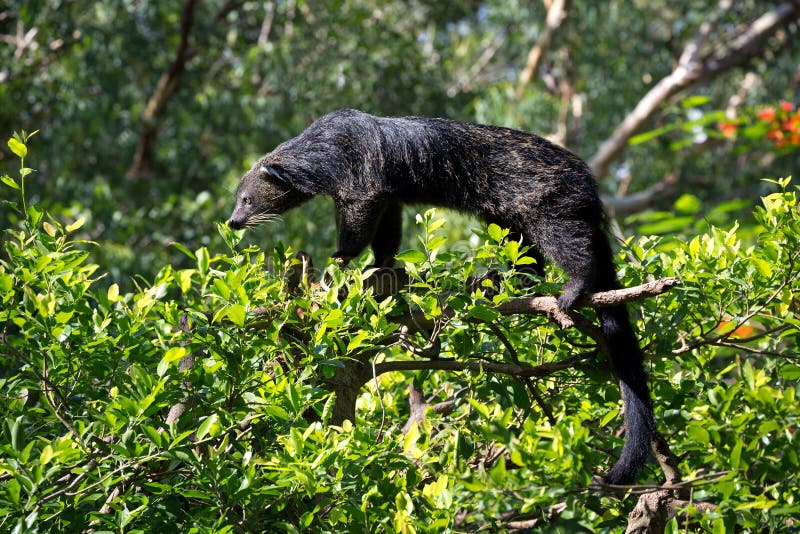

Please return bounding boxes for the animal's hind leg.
[531,219,600,311]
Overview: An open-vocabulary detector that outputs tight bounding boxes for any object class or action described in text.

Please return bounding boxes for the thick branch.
[589,1,800,181]
[402,382,427,433]
[372,352,593,381]
[515,0,569,99]
[128,0,198,178]
[398,277,680,337]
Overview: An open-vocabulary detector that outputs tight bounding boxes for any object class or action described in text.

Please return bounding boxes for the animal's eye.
[243,197,251,205]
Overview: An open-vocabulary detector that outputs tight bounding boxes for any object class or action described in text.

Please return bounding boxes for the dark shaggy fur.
[228,108,656,485]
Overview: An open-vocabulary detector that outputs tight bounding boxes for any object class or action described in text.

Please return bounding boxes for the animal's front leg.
[332,199,387,265]
[370,201,402,268]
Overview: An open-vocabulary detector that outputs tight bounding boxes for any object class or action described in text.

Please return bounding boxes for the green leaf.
[599,406,620,428]
[0,271,13,293]
[422,474,451,509]
[781,365,800,380]
[164,346,188,363]
[171,242,196,260]
[39,444,55,466]
[141,424,163,447]
[346,330,370,352]
[196,413,220,440]
[629,122,681,145]
[403,422,421,454]
[178,269,194,293]
[730,439,743,469]
[427,217,446,233]
[686,424,710,445]
[426,235,447,251]
[55,310,74,324]
[158,346,188,376]
[28,204,43,227]
[637,216,695,235]
[7,416,22,451]
[196,246,210,276]
[1,174,19,189]
[107,283,119,302]
[674,194,701,214]
[487,223,503,242]
[227,303,246,327]
[488,453,507,485]
[213,278,231,300]
[396,249,427,264]
[8,138,27,158]
[467,305,500,322]
[681,95,712,108]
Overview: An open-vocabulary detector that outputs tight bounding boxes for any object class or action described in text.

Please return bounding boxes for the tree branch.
[402,381,428,433]
[128,0,198,179]
[397,277,680,337]
[372,352,594,381]
[602,174,679,217]
[516,0,569,99]
[589,1,800,181]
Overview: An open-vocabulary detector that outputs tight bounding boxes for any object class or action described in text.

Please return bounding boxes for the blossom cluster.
[718,100,800,149]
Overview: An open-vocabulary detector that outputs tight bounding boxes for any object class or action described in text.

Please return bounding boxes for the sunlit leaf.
[1,174,19,189]
[66,217,85,232]
[8,138,26,158]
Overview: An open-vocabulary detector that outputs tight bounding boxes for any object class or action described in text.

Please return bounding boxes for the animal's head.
[227,161,313,230]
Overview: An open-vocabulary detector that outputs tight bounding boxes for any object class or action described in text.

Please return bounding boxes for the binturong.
[228,108,656,485]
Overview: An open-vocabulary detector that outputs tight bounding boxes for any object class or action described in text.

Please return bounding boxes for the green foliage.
[2,140,799,531]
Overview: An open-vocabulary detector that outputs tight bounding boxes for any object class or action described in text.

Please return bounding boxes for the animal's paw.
[557,279,587,311]
[557,291,579,312]
[331,253,353,266]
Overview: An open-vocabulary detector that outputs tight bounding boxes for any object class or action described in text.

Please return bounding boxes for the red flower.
[767,129,784,142]
[718,121,737,138]
[780,100,794,112]
[758,107,777,121]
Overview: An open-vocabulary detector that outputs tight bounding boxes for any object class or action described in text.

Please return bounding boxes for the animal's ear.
[258,164,287,183]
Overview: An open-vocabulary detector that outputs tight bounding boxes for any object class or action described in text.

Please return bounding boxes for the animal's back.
[368,114,599,220]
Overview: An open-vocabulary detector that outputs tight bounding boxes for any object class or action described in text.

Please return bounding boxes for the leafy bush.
[1,136,798,532]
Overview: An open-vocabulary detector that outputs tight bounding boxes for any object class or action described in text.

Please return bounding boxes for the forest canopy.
[1,1,799,532]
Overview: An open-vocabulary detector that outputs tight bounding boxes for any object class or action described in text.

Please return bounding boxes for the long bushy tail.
[597,303,656,485]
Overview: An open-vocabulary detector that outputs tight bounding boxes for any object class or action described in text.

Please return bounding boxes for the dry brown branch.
[516,0,569,99]
[128,0,198,178]
[589,1,800,181]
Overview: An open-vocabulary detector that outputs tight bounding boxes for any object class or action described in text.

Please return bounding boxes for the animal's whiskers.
[241,191,293,227]
[244,210,281,228]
